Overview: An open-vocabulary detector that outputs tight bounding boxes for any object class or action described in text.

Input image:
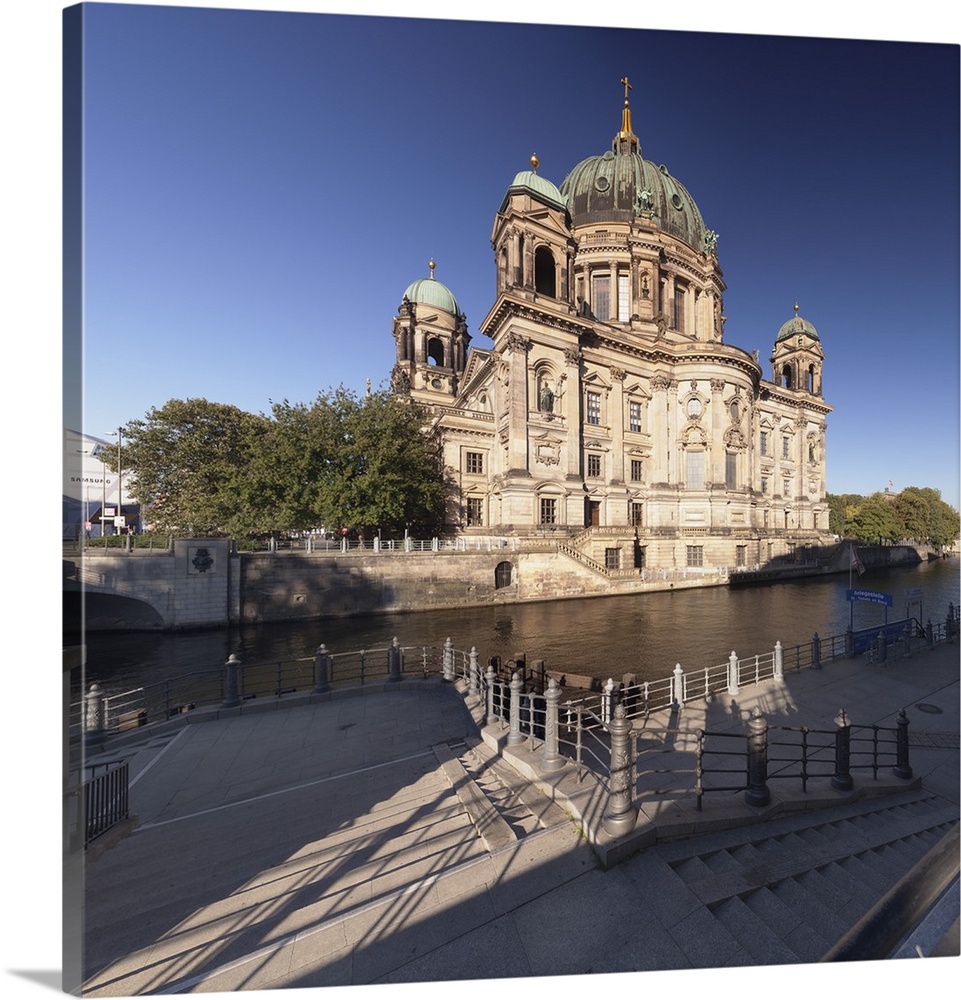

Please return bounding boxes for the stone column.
[609,367,626,486]
[505,334,531,475]
[564,347,582,480]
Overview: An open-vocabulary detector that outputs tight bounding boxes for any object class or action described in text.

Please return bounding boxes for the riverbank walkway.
[81,642,959,995]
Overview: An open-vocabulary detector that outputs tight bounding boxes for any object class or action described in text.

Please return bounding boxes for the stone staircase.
[433,736,571,848]
[651,789,959,964]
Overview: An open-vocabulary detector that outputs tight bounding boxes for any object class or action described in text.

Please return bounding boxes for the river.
[74,557,959,699]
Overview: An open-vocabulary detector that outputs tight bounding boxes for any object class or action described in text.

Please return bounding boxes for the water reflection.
[76,557,959,697]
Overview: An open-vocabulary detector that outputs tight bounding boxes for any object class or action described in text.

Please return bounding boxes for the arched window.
[534,246,556,297]
[783,364,795,389]
[427,338,445,367]
[494,561,513,589]
[806,364,816,393]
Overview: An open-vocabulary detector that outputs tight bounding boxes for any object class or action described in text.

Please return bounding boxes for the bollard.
[832,708,854,791]
[672,663,685,708]
[774,640,784,680]
[485,664,496,725]
[442,637,454,682]
[893,709,913,779]
[744,707,771,806]
[84,683,105,747]
[876,632,887,663]
[468,646,479,696]
[811,633,821,670]
[727,651,739,695]
[601,677,616,724]
[540,678,566,773]
[603,705,637,836]
[507,672,525,745]
[313,643,330,694]
[223,654,242,709]
[388,637,402,682]
[927,619,935,650]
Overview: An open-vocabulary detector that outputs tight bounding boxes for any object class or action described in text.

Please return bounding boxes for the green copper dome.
[558,84,709,251]
[500,166,567,214]
[560,148,708,250]
[776,307,820,343]
[402,261,461,316]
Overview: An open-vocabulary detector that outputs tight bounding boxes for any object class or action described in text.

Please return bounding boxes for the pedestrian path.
[80,645,960,993]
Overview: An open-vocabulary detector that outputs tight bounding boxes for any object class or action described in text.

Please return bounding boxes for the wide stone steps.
[655,790,959,965]
[435,737,571,849]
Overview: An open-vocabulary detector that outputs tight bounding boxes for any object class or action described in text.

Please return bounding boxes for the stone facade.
[391,83,832,573]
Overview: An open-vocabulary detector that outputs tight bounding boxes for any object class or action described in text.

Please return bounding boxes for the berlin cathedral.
[389,80,832,574]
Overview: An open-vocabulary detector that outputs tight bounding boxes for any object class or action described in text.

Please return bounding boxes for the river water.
[76,557,959,698]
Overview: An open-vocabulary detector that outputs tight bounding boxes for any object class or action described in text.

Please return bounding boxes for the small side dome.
[402,259,461,316]
[500,164,567,214]
[776,304,819,343]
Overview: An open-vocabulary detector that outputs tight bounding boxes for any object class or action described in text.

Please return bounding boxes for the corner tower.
[771,304,824,394]
[391,259,470,403]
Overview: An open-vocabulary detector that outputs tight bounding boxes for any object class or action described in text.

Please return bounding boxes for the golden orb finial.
[530,153,539,173]
[429,257,436,279]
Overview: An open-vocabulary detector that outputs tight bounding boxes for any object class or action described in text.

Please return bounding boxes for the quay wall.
[66,539,932,631]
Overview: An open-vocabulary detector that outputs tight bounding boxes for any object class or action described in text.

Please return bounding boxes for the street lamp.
[105,427,123,534]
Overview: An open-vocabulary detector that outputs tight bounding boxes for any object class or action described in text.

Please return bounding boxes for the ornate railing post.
[727,651,739,695]
[672,663,684,708]
[222,654,242,709]
[84,683,105,747]
[603,705,637,836]
[744,707,770,806]
[442,637,454,681]
[845,629,854,657]
[313,643,330,694]
[893,709,913,779]
[507,672,525,745]
[811,633,821,670]
[388,636,402,683]
[485,664,496,724]
[927,619,935,650]
[774,641,784,680]
[540,678,565,773]
[468,646,479,696]
[832,708,854,791]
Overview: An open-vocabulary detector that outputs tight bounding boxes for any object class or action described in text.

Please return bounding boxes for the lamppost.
[106,427,123,533]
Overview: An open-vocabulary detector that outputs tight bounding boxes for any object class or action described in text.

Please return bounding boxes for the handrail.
[820,822,960,961]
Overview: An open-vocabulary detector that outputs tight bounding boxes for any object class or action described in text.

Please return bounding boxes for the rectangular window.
[605,547,621,570]
[630,459,643,482]
[628,400,642,432]
[539,498,557,524]
[736,544,747,567]
[630,502,643,526]
[686,450,705,489]
[725,451,737,490]
[782,436,790,459]
[465,451,484,474]
[587,453,601,478]
[686,545,704,568]
[586,390,601,425]
[760,431,768,456]
[674,284,685,332]
[617,273,630,322]
[783,478,791,498]
[593,274,611,321]
[761,476,768,494]
[466,497,483,526]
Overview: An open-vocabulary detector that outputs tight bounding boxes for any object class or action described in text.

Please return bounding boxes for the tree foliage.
[826,487,960,549]
[112,389,448,537]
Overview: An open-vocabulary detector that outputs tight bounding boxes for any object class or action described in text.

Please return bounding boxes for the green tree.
[114,398,269,534]
[314,388,448,537]
[849,493,899,545]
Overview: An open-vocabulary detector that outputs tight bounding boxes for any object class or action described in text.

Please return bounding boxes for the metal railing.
[82,759,130,847]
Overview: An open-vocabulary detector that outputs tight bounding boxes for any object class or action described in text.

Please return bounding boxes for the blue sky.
[67,4,960,509]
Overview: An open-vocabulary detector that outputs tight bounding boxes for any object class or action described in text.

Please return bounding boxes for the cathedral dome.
[559,84,708,252]
[776,306,819,343]
[500,157,568,214]
[402,260,461,316]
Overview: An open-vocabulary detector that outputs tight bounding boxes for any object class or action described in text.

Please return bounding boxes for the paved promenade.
[81,642,959,995]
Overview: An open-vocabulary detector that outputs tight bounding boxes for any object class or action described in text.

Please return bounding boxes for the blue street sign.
[846,589,893,607]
